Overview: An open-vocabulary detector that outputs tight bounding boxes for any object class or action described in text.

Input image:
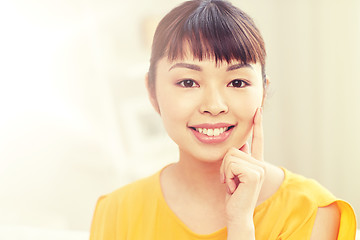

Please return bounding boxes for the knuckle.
[247,170,263,183]
[256,162,266,173]
[222,155,232,166]
[228,147,239,155]
[252,172,262,182]
[259,165,266,176]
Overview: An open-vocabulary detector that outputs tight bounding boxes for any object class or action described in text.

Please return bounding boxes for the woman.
[90,0,356,239]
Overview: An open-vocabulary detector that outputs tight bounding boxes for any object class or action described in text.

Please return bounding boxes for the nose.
[199,87,228,116]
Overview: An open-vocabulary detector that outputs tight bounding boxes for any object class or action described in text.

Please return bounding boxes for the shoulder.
[281,168,335,207]
[100,171,160,206]
[258,169,336,238]
[261,165,335,209]
[90,171,162,239]
[92,171,161,220]
[279,169,356,239]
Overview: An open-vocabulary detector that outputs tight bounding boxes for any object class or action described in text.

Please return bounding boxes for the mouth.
[188,123,236,144]
[189,126,235,137]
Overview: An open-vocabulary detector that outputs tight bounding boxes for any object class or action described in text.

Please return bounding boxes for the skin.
[145,53,340,239]
[153,58,264,163]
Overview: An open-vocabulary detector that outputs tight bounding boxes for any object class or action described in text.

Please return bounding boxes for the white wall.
[0,0,359,232]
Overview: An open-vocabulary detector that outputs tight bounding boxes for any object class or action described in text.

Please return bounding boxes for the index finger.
[251,107,264,161]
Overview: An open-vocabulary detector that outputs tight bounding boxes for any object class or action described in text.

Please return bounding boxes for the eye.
[227,79,249,88]
[177,79,199,88]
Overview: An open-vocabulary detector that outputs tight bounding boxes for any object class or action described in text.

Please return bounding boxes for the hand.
[220,107,266,236]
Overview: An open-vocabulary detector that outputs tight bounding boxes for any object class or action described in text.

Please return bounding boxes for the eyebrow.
[226,63,253,71]
[169,63,202,71]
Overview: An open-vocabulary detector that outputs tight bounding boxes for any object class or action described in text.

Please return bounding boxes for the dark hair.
[148,0,266,95]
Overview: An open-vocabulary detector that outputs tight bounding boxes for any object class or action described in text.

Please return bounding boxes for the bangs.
[148,0,267,92]
[154,0,266,65]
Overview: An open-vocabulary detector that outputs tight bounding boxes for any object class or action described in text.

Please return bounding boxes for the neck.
[171,150,226,198]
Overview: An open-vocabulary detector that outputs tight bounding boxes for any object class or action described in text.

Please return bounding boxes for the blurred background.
[0,0,359,237]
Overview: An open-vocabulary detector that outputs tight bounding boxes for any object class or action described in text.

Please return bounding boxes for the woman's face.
[150,54,265,163]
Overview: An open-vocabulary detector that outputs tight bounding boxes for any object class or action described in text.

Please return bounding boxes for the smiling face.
[148,55,265,163]
[146,0,267,164]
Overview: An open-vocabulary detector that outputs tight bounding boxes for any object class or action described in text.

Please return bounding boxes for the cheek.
[230,90,263,143]
[156,89,195,129]
[156,94,197,146]
[232,90,263,119]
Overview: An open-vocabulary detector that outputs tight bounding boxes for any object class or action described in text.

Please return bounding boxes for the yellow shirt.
[90,168,356,239]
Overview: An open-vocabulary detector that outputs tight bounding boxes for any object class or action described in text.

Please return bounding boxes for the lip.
[189,123,234,129]
[188,123,236,144]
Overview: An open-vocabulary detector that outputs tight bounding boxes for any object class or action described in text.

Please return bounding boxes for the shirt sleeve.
[274,170,357,240]
[336,200,357,240]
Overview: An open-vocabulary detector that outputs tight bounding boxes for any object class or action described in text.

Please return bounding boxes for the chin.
[177,133,250,163]
[188,147,229,163]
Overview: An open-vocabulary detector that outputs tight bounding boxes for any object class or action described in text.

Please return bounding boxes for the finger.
[220,169,226,184]
[251,107,264,161]
[239,142,250,154]
[220,150,230,184]
[221,144,263,185]
[224,159,237,194]
[220,148,237,184]
[230,165,265,202]
[220,147,239,182]
[224,156,265,195]
[225,147,265,170]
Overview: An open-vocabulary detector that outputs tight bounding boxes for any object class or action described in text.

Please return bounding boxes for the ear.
[145,72,161,115]
[261,76,270,107]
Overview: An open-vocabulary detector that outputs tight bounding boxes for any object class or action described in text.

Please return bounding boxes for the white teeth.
[195,127,229,136]
[220,127,225,134]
